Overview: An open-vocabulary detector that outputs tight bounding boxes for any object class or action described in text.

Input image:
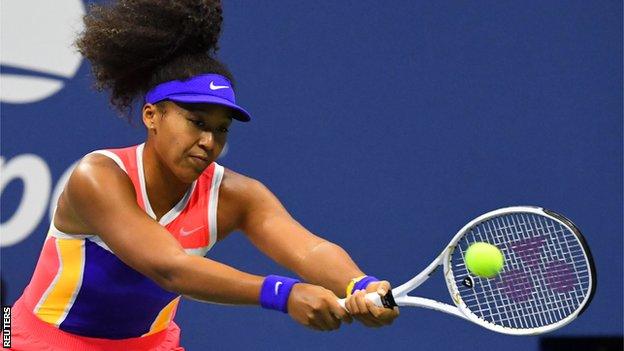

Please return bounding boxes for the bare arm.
[64,154,263,305]
[225,170,365,297]
[226,171,399,327]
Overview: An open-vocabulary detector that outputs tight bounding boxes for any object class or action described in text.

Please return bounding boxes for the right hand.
[287,283,353,331]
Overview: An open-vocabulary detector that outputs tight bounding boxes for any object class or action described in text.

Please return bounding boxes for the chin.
[176,168,203,184]
[178,158,211,182]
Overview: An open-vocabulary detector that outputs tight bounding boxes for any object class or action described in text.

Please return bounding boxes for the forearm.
[295,241,365,297]
[164,254,263,305]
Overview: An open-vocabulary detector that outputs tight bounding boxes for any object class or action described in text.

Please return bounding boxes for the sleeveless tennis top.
[20,143,224,339]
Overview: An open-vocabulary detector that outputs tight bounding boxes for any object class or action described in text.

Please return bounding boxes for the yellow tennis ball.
[465,242,504,278]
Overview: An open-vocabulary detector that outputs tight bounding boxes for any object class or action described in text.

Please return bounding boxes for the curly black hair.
[76,0,234,117]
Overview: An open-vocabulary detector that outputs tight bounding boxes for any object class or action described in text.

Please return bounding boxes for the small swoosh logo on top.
[209,81,229,90]
[274,281,283,295]
[180,226,204,237]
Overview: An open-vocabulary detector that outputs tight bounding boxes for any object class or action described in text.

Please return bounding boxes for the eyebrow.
[189,109,232,124]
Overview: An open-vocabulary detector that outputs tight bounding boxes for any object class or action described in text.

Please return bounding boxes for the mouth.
[188,154,211,168]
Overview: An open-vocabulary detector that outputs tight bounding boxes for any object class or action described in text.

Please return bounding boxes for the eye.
[188,119,205,128]
[218,127,229,133]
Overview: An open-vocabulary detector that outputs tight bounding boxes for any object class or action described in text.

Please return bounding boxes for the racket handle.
[337,290,398,311]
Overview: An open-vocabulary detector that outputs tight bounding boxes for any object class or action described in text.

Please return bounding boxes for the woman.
[9,1,399,350]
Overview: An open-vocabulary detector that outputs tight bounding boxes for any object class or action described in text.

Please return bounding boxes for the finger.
[375,308,397,325]
[342,312,353,324]
[354,291,382,327]
[349,291,371,325]
[318,308,341,331]
[352,313,377,328]
[303,312,322,331]
[376,281,392,297]
[369,301,400,325]
[366,300,385,319]
[354,290,369,315]
[307,324,323,331]
[305,316,324,331]
[363,298,385,327]
[385,306,401,324]
[371,281,399,325]
[309,318,329,332]
[346,293,361,315]
[330,299,352,324]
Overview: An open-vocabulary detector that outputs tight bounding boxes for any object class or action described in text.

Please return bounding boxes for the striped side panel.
[33,238,85,326]
[22,234,60,310]
[142,296,181,337]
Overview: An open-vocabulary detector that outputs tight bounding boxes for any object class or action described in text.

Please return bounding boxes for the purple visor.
[145,74,251,122]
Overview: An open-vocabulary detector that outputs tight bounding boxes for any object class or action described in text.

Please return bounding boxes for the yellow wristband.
[345,275,367,298]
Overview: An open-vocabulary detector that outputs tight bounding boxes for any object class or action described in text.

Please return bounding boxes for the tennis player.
[8,1,398,350]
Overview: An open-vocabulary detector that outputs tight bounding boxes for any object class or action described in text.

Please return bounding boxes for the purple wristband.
[259,275,300,313]
[351,276,380,294]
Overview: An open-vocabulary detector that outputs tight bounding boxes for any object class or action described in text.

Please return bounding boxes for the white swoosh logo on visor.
[180,226,204,237]
[209,81,229,90]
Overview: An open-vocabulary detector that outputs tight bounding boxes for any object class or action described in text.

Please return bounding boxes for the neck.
[142,141,190,219]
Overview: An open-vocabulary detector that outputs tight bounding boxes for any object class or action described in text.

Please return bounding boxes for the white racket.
[338,206,596,335]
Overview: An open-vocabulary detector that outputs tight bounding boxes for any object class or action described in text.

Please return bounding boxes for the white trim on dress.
[207,164,224,251]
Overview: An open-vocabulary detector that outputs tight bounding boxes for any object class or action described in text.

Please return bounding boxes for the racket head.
[442,206,596,335]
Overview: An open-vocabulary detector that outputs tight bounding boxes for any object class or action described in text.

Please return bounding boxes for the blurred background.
[1,1,622,350]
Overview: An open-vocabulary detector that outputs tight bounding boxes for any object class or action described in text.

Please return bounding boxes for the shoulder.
[81,151,122,168]
[218,168,269,215]
[56,152,136,233]
[216,168,281,233]
[72,152,129,184]
[220,168,266,197]
[65,152,136,203]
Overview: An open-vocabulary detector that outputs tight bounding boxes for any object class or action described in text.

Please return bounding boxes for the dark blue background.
[1,1,621,350]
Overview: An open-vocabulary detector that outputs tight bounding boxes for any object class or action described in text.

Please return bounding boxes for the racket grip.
[337,290,398,311]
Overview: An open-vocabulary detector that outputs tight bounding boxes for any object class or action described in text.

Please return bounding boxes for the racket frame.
[349,206,596,335]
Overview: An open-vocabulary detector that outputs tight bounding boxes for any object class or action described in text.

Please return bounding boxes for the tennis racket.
[338,206,596,335]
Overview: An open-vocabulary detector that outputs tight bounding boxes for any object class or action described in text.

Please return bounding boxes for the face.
[143,101,232,183]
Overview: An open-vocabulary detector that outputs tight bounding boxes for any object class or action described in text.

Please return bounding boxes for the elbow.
[155,274,180,295]
[152,252,189,294]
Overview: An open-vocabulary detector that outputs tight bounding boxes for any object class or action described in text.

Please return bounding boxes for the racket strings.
[489,214,589,328]
[477,217,538,329]
[501,214,588,326]
[483,217,560,329]
[486,216,584,327]
[450,212,591,330]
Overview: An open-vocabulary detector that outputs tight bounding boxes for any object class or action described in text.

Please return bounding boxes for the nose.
[198,130,215,150]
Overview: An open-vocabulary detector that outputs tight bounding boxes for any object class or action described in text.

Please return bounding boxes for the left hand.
[344,280,400,327]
